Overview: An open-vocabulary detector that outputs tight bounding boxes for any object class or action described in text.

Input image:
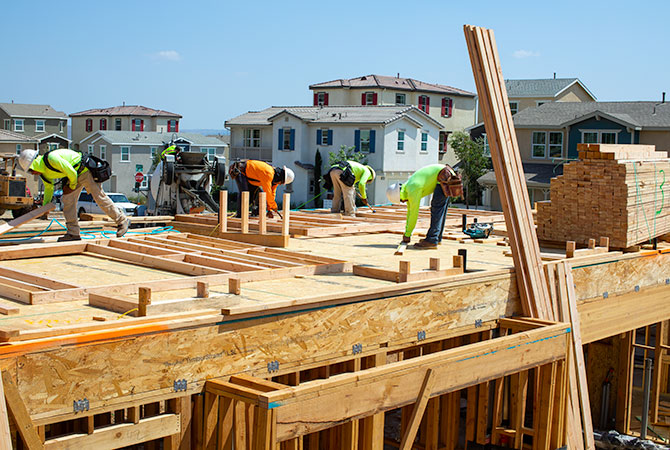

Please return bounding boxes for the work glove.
[267,210,274,219]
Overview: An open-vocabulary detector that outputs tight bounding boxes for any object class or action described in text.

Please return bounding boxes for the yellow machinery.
[0,154,34,218]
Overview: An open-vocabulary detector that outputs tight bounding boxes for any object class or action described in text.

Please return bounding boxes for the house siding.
[567,117,633,159]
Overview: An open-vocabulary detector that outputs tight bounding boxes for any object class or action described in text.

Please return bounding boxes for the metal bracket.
[475,319,483,328]
[666,278,669,285]
[267,360,280,373]
[417,330,426,341]
[352,343,362,355]
[173,379,188,392]
[603,292,609,299]
[73,398,89,413]
[634,285,640,292]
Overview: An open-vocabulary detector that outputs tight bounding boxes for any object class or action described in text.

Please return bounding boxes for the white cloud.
[513,50,540,59]
[153,50,181,62]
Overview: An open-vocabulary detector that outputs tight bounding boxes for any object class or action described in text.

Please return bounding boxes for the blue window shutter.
[290,129,295,150]
[327,130,333,145]
[354,130,361,152]
[278,129,283,150]
[369,130,376,153]
[316,129,322,145]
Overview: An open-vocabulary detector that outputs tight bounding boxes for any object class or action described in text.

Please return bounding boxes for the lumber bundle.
[537,143,670,249]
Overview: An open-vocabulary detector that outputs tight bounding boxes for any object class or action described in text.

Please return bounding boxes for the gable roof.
[226,106,443,129]
[505,78,596,100]
[70,105,181,118]
[0,103,67,119]
[0,129,38,143]
[513,101,670,130]
[83,131,226,147]
[309,74,475,97]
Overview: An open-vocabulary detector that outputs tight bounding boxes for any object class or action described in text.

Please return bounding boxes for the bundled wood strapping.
[537,143,670,248]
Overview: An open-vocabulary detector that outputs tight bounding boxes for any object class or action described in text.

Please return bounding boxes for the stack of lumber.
[537,143,670,249]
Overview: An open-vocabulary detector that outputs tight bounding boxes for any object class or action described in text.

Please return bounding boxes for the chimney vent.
[553,72,556,79]
[663,92,666,103]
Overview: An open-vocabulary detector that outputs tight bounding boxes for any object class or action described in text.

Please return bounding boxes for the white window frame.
[35,120,45,132]
[16,144,22,155]
[359,130,371,153]
[14,119,24,132]
[115,118,122,131]
[580,129,619,145]
[364,92,375,105]
[397,129,405,153]
[320,128,329,146]
[531,131,547,159]
[87,145,94,155]
[316,92,327,106]
[3,119,9,130]
[151,147,157,159]
[420,131,429,153]
[395,93,406,105]
[100,145,106,160]
[203,148,217,161]
[59,121,64,133]
[48,143,59,151]
[244,129,261,147]
[531,131,563,159]
[509,102,519,115]
[282,127,292,150]
[548,132,563,158]
[120,146,130,162]
[482,133,491,157]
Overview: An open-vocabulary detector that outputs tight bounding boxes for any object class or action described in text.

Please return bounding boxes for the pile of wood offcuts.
[537,143,670,249]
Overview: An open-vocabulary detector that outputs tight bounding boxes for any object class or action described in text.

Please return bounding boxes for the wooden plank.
[1,371,43,449]
[282,194,290,237]
[241,191,249,234]
[259,192,267,235]
[0,374,11,450]
[399,369,435,450]
[0,203,56,236]
[203,391,218,450]
[217,397,234,450]
[43,414,180,450]
[219,190,228,233]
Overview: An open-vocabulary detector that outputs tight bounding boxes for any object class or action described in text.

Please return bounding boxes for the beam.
[2,371,44,449]
[398,369,435,450]
[0,203,55,236]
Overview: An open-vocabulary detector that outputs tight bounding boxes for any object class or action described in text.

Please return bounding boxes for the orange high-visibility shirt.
[244,160,278,210]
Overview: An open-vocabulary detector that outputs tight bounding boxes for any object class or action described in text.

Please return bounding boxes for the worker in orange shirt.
[228,160,295,217]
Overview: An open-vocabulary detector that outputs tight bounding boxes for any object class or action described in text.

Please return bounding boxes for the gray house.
[0,103,70,151]
[79,131,227,196]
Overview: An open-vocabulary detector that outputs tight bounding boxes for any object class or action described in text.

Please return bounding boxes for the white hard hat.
[386,183,402,204]
[367,166,376,183]
[283,166,295,184]
[18,149,38,172]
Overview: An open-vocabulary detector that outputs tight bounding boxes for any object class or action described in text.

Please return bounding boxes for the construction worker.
[228,160,294,218]
[327,161,376,217]
[386,164,462,249]
[18,149,130,242]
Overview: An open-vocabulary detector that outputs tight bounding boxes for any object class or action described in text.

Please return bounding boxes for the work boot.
[116,218,130,238]
[414,239,438,249]
[57,234,81,242]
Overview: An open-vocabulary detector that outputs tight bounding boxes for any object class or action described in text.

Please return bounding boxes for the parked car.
[77,191,138,217]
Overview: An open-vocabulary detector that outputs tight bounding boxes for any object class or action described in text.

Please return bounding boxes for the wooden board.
[0,203,56,237]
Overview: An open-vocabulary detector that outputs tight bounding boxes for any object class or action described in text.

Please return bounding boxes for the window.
[355,129,375,153]
[397,129,405,152]
[317,129,331,146]
[439,131,450,155]
[549,132,563,158]
[420,132,428,152]
[581,130,619,145]
[115,118,122,130]
[59,121,64,133]
[85,119,92,132]
[167,120,179,132]
[87,145,94,155]
[16,144,22,155]
[120,146,130,162]
[48,143,59,151]
[314,92,329,106]
[244,129,261,147]
[532,131,563,159]
[14,119,24,132]
[282,127,293,150]
[151,147,157,158]
[361,92,377,105]
[35,120,45,132]
[532,131,547,158]
[418,95,430,113]
[441,97,453,117]
[203,148,217,161]
[509,102,519,115]
[396,93,406,105]
[131,119,144,131]
[482,134,490,156]
[100,145,106,160]
[360,130,371,152]
[3,119,9,130]
[100,119,107,130]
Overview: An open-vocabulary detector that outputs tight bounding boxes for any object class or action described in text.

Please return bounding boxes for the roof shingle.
[0,103,67,119]
[309,74,475,97]
[70,105,181,118]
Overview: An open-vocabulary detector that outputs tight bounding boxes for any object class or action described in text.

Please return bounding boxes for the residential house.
[226,105,443,207]
[79,131,226,196]
[476,101,670,210]
[70,105,182,150]
[309,75,476,165]
[504,77,596,115]
[0,102,70,151]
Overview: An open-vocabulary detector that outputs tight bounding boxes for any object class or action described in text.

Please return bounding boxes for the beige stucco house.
[309,74,477,165]
[70,105,182,151]
[0,103,70,152]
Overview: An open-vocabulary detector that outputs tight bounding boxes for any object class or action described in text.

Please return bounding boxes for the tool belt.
[323,162,356,189]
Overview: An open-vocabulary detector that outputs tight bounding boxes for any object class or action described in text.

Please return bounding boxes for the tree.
[314,149,323,208]
[328,145,367,166]
[449,131,491,207]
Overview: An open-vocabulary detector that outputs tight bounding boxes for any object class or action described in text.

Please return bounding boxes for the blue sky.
[2,0,668,129]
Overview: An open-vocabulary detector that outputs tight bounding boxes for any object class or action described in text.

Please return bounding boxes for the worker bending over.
[19,149,129,242]
[228,160,294,217]
[386,164,462,249]
[326,161,376,216]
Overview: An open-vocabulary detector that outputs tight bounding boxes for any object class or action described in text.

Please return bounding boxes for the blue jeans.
[424,184,451,244]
